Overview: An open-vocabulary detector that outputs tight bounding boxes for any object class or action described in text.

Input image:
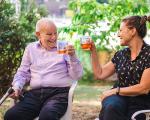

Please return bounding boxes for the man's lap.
[4,87,69,120]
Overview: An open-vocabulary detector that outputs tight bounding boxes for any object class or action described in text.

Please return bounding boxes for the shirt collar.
[35,40,42,48]
[126,41,147,61]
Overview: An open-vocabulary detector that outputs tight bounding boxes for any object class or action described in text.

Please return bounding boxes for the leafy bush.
[0,0,46,95]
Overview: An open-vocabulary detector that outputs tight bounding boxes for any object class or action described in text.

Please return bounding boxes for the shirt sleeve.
[12,44,31,90]
[64,54,83,80]
[111,51,120,65]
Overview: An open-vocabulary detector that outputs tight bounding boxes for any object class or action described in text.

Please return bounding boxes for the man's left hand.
[66,45,75,56]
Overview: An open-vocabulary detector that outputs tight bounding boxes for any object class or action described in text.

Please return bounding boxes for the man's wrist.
[69,54,78,62]
[12,83,23,91]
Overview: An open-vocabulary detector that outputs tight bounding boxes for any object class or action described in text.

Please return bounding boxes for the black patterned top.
[112,42,150,87]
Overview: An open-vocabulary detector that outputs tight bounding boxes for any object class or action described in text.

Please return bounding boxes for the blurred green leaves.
[0,0,47,94]
[66,0,150,50]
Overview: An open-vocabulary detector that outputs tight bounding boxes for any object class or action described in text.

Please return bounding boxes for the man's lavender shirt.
[12,41,83,90]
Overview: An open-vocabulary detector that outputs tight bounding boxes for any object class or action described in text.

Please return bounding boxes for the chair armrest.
[60,80,78,120]
[131,110,150,120]
[68,80,78,103]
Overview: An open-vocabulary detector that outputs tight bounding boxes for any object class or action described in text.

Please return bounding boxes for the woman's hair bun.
[147,15,150,22]
[140,15,147,25]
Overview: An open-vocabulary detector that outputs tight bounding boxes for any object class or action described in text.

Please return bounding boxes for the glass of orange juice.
[57,41,68,54]
[80,36,91,50]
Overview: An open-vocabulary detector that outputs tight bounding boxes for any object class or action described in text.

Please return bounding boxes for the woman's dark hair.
[122,15,150,38]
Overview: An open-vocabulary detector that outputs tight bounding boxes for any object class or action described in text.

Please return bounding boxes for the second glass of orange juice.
[80,36,91,50]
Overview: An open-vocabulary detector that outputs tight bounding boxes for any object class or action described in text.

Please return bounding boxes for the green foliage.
[0,0,44,95]
[37,4,49,17]
[67,0,150,50]
[60,0,150,83]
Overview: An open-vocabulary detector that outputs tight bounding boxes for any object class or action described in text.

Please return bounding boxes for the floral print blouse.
[112,42,150,87]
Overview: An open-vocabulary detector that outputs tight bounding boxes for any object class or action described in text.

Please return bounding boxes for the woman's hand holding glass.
[80,36,92,50]
[80,36,97,52]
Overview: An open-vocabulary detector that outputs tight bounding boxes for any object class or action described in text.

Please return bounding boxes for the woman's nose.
[117,31,120,37]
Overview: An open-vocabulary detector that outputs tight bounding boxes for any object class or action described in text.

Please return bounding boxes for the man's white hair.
[35,18,55,32]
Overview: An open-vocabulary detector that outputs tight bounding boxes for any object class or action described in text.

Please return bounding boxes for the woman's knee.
[104,103,119,113]
[102,95,128,113]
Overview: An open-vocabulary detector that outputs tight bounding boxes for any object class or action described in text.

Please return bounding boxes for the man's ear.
[35,32,40,38]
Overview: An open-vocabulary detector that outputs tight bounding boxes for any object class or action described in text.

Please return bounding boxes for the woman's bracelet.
[116,86,120,95]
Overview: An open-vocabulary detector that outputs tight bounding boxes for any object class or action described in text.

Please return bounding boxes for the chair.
[34,80,78,120]
[131,110,150,120]
[92,90,150,120]
[95,110,150,120]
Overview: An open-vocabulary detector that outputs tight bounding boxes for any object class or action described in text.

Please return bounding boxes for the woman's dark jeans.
[99,95,146,120]
[99,95,128,120]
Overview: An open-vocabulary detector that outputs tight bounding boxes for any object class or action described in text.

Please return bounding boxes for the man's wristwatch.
[116,86,120,95]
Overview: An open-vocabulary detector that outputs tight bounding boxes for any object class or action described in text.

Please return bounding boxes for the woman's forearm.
[119,84,149,96]
[91,48,102,79]
[90,41,115,80]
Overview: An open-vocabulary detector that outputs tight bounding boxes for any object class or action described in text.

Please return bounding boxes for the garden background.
[0,0,150,119]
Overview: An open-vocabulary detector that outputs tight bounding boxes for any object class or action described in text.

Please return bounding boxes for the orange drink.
[58,49,66,54]
[80,36,91,50]
[81,43,91,50]
[57,41,68,54]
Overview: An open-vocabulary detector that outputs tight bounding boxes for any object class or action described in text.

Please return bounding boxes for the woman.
[90,15,150,120]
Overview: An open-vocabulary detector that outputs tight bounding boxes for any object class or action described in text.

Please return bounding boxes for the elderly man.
[4,18,83,120]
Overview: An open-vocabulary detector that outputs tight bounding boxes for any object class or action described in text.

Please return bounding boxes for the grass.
[0,99,14,120]
[73,84,112,120]
[74,84,111,102]
[0,105,7,119]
